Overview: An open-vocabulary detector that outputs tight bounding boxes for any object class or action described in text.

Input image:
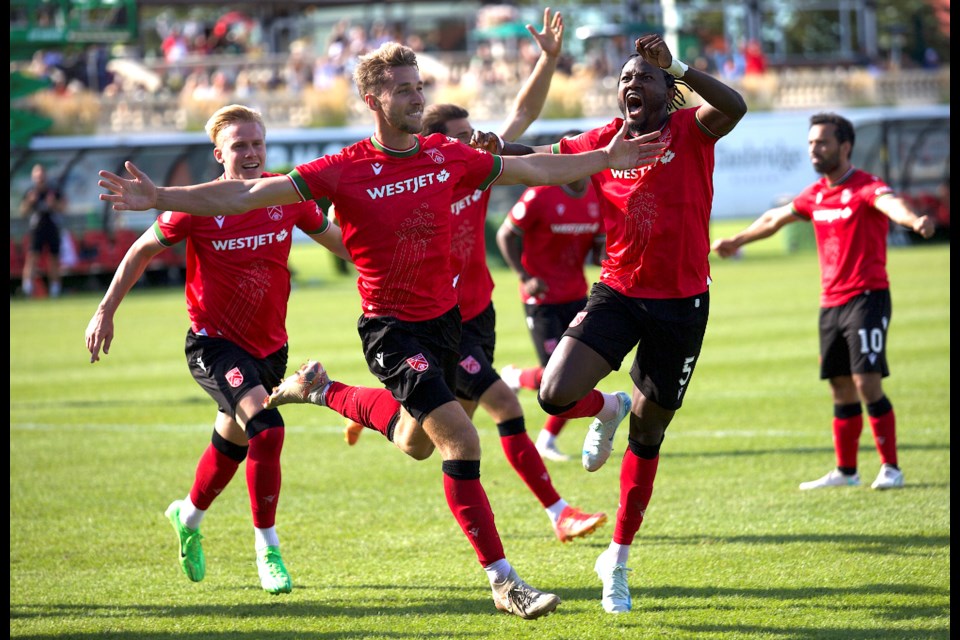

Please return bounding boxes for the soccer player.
[496,131,605,462]
[85,104,350,594]
[97,42,664,619]
[487,34,747,613]
[711,112,934,492]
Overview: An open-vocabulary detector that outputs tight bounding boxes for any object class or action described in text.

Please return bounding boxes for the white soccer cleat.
[491,568,561,619]
[594,552,632,613]
[582,391,631,472]
[870,463,904,490]
[500,364,522,394]
[798,468,861,490]
[264,360,330,409]
[536,440,572,462]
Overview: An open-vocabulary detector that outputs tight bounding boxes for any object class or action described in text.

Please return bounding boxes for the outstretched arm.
[85,229,167,362]
[99,161,300,216]
[874,195,935,239]
[498,7,564,143]
[498,124,663,186]
[636,34,747,137]
[710,203,799,258]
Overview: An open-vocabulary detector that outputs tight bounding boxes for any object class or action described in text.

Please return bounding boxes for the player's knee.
[537,392,576,416]
[245,408,284,440]
[211,428,248,462]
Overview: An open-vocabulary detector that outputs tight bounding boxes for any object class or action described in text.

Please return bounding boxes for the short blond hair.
[204,104,265,146]
[353,42,418,98]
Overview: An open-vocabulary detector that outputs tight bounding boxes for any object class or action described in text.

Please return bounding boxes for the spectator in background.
[744,40,767,75]
[20,163,66,298]
[711,112,935,493]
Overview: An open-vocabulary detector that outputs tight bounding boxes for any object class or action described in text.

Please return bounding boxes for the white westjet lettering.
[366,173,437,199]
[812,207,852,223]
[212,233,278,251]
[451,190,481,215]
[610,164,655,180]
[550,223,601,234]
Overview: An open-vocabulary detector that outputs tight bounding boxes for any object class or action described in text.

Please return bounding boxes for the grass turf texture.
[10,222,949,639]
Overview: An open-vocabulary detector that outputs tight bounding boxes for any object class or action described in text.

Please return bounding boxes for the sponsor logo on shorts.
[459,355,481,375]
[406,353,430,372]
[569,311,587,327]
[225,367,244,388]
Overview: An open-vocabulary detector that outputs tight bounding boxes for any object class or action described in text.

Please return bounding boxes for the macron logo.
[372,162,383,175]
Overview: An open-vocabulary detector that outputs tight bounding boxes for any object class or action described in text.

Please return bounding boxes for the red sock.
[189,444,242,510]
[519,366,543,390]
[325,381,399,438]
[247,428,284,529]
[500,433,561,508]
[613,449,659,545]
[443,473,505,567]
[868,409,897,466]
[833,414,863,470]
[553,389,605,419]
[544,414,567,437]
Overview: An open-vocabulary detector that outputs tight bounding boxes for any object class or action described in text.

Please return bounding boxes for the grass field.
[10,224,950,639]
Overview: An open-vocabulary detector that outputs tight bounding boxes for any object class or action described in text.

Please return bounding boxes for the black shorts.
[29,218,61,256]
[455,302,501,401]
[563,282,709,411]
[357,306,461,423]
[524,297,588,366]
[184,329,288,417]
[819,289,891,379]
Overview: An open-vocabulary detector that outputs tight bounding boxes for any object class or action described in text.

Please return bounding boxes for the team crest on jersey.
[406,353,430,372]
[840,189,852,205]
[225,367,244,388]
[569,311,588,328]
[424,148,445,165]
[268,205,283,221]
[459,355,481,375]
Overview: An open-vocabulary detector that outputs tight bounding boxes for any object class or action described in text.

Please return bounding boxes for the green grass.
[10,225,950,639]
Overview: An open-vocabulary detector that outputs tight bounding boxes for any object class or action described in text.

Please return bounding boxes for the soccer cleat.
[582,391,632,472]
[264,360,330,409]
[798,468,861,490]
[344,419,364,446]
[164,500,205,582]
[257,545,293,595]
[500,364,522,394]
[594,552,632,613]
[553,506,607,543]
[536,439,572,462]
[870,464,904,490]
[491,568,561,619]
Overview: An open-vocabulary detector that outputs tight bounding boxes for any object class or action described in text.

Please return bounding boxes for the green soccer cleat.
[164,500,205,582]
[257,545,293,595]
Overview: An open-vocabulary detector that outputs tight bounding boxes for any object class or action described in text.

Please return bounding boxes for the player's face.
[808,123,843,175]
[215,121,267,180]
[442,118,473,144]
[379,66,425,135]
[617,57,669,136]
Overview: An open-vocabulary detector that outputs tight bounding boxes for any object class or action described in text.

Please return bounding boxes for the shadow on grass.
[663,442,949,459]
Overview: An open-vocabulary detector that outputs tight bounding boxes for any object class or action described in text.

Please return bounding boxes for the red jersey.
[556,108,718,299]
[154,172,330,359]
[791,168,894,307]
[289,135,502,322]
[506,184,603,305]
[450,187,494,322]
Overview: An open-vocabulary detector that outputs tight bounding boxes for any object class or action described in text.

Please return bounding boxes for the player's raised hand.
[635,34,673,70]
[99,161,158,211]
[470,130,503,154]
[527,7,563,59]
[604,122,664,170]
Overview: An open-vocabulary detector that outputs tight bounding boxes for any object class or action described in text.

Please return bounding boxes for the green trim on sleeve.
[304,211,331,235]
[152,220,175,247]
[551,142,562,154]
[288,170,313,201]
[477,154,503,191]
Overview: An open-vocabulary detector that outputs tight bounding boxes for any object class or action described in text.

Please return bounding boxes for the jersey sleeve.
[288,153,342,203]
[152,210,191,247]
[294,200,331,235]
